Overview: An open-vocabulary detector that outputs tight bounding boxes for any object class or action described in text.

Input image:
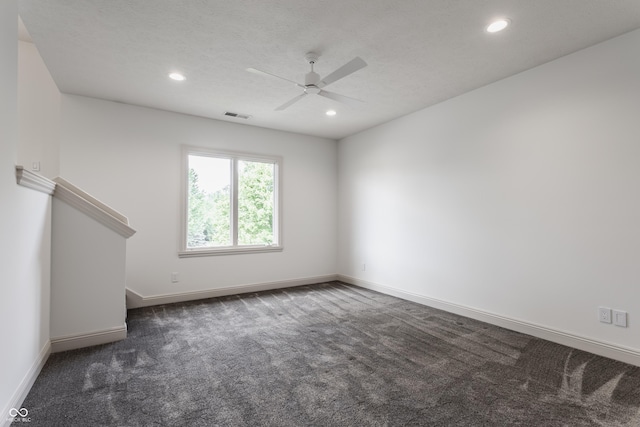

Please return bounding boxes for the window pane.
[238,160,275,245]
[187,155,231,248]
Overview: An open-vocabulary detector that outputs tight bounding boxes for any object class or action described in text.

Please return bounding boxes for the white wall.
[18,40,61,179]
[338,30,640,356]
[0,3,52,422]
[59,95,338,298]
[50,198,126,339]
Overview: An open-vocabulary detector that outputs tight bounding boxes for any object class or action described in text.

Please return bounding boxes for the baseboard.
[50,324,127,353]
[126,274,339,309]
[1,341,50,427]
[338,274,640,367]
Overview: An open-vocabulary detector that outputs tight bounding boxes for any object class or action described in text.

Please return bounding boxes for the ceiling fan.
[247,52,367,111]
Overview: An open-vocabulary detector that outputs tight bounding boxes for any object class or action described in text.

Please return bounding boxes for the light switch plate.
[613,310,627,327]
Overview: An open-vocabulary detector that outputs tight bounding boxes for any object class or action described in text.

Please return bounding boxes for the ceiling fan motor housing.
[305,71,321,88]
[304,52,321,88]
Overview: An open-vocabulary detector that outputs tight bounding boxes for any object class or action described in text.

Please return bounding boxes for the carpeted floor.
[18,281,640,426]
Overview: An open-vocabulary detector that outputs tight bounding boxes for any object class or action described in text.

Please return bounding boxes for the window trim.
[179,145,283,257]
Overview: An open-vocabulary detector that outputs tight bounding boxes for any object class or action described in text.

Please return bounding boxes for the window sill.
[178,245,283,258]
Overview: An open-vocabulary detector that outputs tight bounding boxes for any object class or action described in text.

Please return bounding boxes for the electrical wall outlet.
[613,310,628,327]
[171,272,179,283]
[598,307,612,323]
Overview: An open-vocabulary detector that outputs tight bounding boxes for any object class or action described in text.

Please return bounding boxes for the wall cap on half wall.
[15,166,56,195]
[52,177,136,238]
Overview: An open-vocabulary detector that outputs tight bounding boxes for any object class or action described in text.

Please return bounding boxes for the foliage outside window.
[180,147,282,257]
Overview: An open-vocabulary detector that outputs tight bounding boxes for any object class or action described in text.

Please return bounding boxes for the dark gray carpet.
[18,281,640,426]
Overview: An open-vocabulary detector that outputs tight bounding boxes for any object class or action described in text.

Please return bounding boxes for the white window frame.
[179,145,283,257]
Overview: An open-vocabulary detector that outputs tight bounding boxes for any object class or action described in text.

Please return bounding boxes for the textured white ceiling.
[19,0,640,140]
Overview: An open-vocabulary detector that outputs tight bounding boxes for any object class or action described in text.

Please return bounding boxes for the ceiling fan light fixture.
[486,18,510,33]
[247,53,367,111]
[169,72,186,81]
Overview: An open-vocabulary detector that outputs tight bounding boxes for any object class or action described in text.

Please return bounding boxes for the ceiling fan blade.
[318,90,363,107]
[317,57,367,88]
[247,68,304,88]
[275,93,308,111]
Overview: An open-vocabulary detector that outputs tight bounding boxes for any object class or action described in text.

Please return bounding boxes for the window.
[180,146,282,257]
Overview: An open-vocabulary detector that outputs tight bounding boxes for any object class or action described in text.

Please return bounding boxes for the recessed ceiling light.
[326,110,337,116]
[486,19,510,33]
[169,72,186,81]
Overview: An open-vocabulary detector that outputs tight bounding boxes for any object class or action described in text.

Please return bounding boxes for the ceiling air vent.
[224,112,251,120]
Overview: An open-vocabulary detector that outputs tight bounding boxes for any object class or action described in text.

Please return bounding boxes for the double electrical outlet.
[598,307,627,327]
